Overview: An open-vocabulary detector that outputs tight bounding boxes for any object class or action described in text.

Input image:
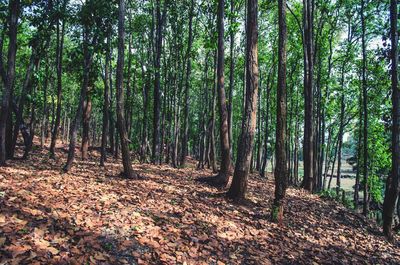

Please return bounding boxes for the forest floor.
[0,141,399,265]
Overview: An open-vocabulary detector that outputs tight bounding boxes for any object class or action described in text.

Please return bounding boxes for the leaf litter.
[0,143,399,264]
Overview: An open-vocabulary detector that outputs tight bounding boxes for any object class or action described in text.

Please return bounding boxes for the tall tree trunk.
[210,51,218,173]
[361,0,369,216]
[10,48,37,158]
[109,56,115,155]
[272,0,288,222]
[41,61,50,148]
[213,0,232,185]
[328,135,339,190]
[228,0,235,159]
[180,0,195,167]
[354,89,362,209]
[100,37,111,166]
[198,52,210,169]
[320,30,334,190]
[125,34,132,138]
[63,27,93,172]
[152,0,167,165]
[336,94,345,196]
[260,66,273,178]
[293,100,300,185]
[256,79,262,172]
[227,0,258,201]
[382,0,399,242]
[302,0,315,191]
[0,0,20,166]
[81,86,92,160]
[141,70,150,162]
[116,0,136,179]
[49,2,67,158]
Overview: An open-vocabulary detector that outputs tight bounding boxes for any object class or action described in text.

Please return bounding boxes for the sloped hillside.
[0,146,399,264]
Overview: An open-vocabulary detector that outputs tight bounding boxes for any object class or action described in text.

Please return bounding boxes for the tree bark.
[227,0,258,201]
[40,61,50,148]
[116,0,136,179]
[81,86,92,160]
[260,64,274,178]
[180,0,195,167]
[382,0,399,242]
[336,94,345,196]
[272,0,288,223]
[63,26,94,172]
[302,0,315,192]
[213,0,232,185]
[0,0,20,166]
[49,1,67,158]
[228,0,235,159]
[100,37,111,166]
[152,0,167,165]
[361,0,369,216]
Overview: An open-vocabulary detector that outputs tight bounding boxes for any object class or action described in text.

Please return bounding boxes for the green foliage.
[319,189,337,200]
[367,175,384,205]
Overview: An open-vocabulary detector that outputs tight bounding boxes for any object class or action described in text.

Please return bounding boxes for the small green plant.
[319,189,337,199]
[271,205,280,222]
[18,228,29,234]
[103,242,113,251]
[319,189,354,209]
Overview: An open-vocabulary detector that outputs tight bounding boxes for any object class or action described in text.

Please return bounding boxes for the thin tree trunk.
[228,0,235,159]
[302,0,315,191]
[81,85,92,160]
[328,135,339,190]
[361,0,369,216]
[256,78,262,172]
[354,90,362,209]
[41,62,50,148]
[49,2,67,158]
[63,27,94,172]
[336,94,345,196]
[260,64,274,178]
[100,37,111,166]
[210,51,218,173]
[180,0,195,167]
[152,0,167,164]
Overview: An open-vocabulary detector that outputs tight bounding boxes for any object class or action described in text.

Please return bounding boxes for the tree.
[227,0,258,201]
[0,0,20,165]
[302,0,315,191]
[152,0,167,165]
[180,0,195,167]
[272,0,288,222]
[213,0,232,186]
[115,0,136,179]
[382,0,399,242]
[360,0,369,216]
[50,0,68,159]
[100,35,111,167]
